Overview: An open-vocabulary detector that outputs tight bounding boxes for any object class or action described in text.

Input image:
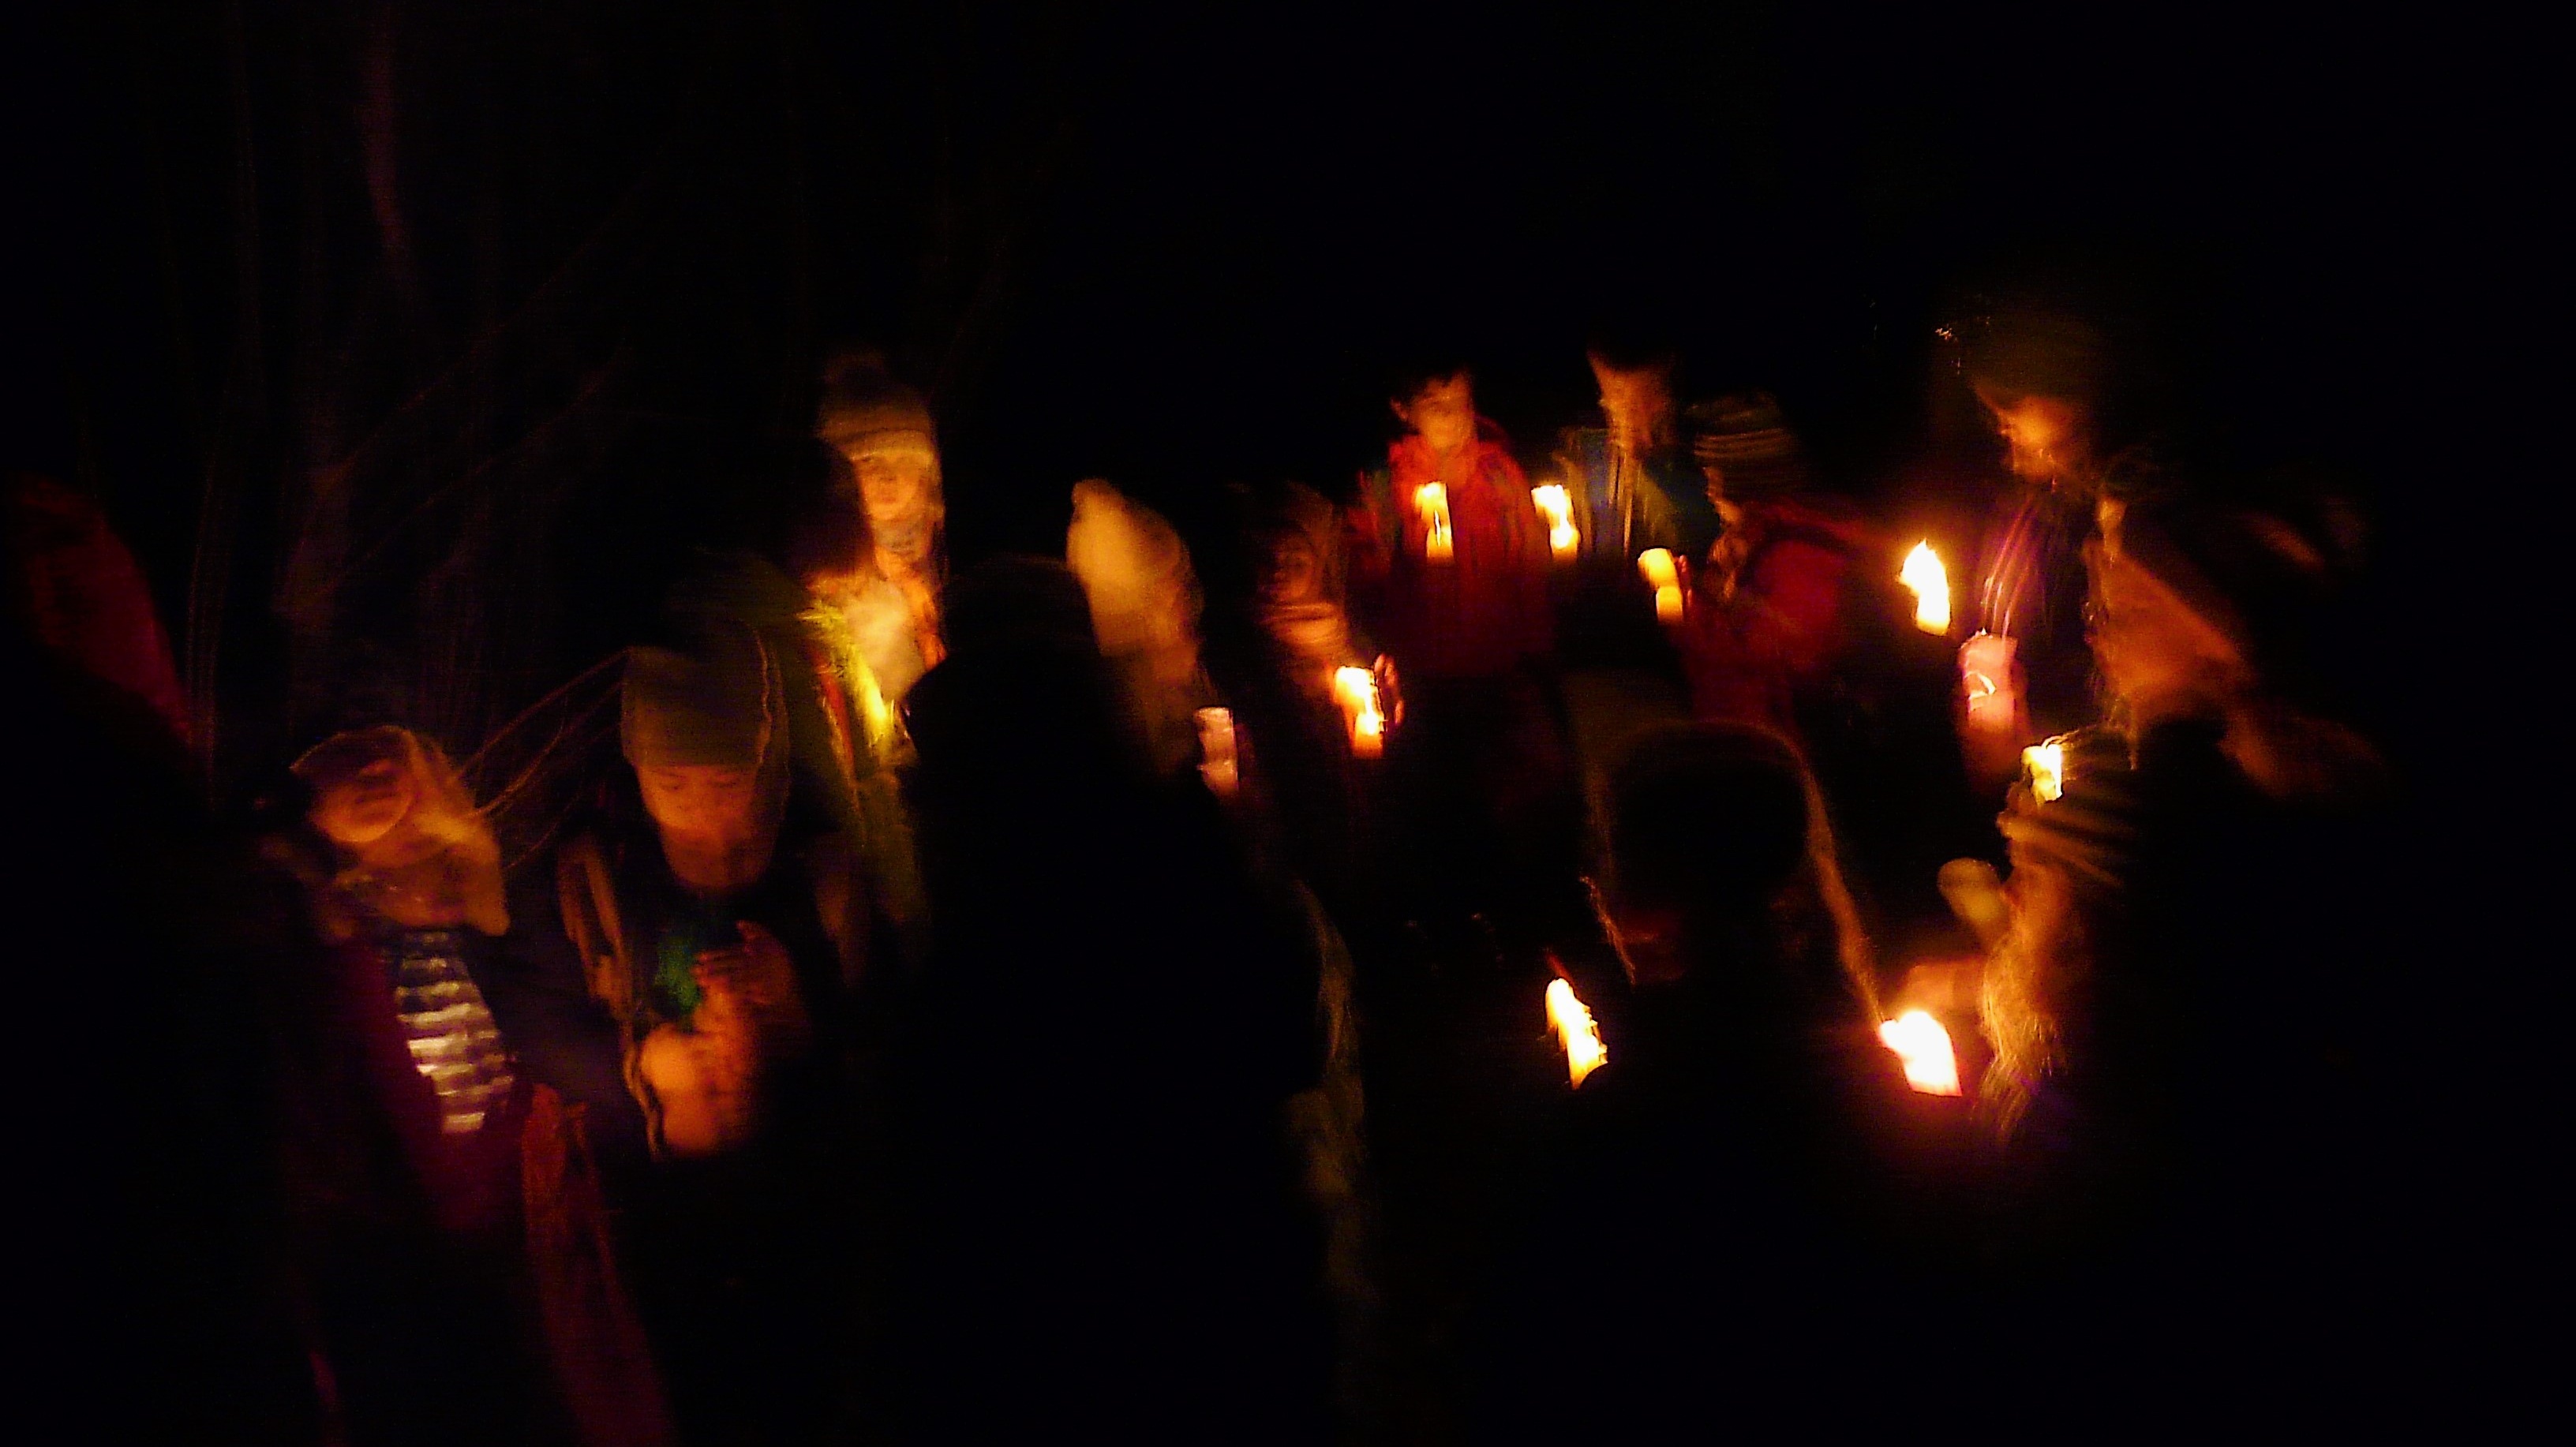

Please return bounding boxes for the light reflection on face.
[638,764,765,844]
[1978,388,2089,487]
[1592,361,1676,462]
[1395,375,1477,456]
[313,756,417,848]
[844,443,935,529]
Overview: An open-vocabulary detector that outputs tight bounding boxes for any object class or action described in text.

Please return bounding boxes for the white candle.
[1531,484,1578,562]
[1414,483,1454,563]
[1900,541,1952,634]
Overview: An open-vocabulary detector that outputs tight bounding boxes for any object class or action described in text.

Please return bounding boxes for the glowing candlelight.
[1636,547,1678,590]
[1544,978,1607,1087]
[2023,737,2065,802]
[1531,484,1579,561]
[1960,632,2019,736]
[1878,1010,1962,1097]
[1900,542,1952,634]
[1415,482,1454,563]
[1332,666,1387,759]
[1637,548,1685,625]
[1195,707,1240,800]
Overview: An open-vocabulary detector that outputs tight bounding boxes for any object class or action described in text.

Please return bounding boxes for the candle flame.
[1532,484,1579,560]
[1332,666,1387,759]
[1878,1010,1963,1097]
[1900,542,1952,634]
[2023,737,2065,802]
[1545,978,1607,1087]
[1415,483,1454,563]
[1637,547,1678,590]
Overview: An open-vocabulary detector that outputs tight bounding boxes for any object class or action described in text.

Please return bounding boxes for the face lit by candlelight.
[1392,374,1477,457]
[638,765,768,847]
[1264,533,1320,607]
[1590,354,1677,462]
[842,438,937,529]
[311,754,418,848]
[1975,386,2091,488]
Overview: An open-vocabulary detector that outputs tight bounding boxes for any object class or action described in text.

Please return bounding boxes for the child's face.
[637,764,769,849]
[312,754,417,849]
[1394,375,1477,455]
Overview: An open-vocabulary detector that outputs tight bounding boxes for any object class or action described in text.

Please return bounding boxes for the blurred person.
[892,557,1324,1441]
[1346,360,1573,955]
[815,350,945,701]
[1481,723,1969,1434]
[6,490,323,1439]
[538,626,871,1445]
[1971,482,2397,1393]
[672,454,927,980]
[268,722,666,1446]
[1948,303,2161,783]
[1065,477,1215,779]
[1347,360,1554,682]
[1554,337,1724,562]
[5,472,192,741]
[1676,391,1882,742]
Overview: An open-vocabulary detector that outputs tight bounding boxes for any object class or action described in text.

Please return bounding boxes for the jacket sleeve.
[481,872,649,1157]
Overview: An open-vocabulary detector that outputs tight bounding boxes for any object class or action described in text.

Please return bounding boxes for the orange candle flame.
[1900,542,1952,634]
[1878,1010,1963,1096]
[1532,484,1579,561]
[1636,547,1678,590]
[2023,737,2065,802]
[1545,978,1607,1087]
[1332,666,1387,759]
[1415,482,1454,563]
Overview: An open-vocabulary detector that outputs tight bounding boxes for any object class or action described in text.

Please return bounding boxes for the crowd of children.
[7,312,2412,1441]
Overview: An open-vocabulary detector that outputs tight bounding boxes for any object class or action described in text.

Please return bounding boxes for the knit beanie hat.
[620,631,780,769]
[1686,391,1810,495]
[816,351,937,459]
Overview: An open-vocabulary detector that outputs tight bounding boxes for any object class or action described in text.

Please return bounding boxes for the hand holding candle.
[1638,548,1685,625]
[1960,631,2020,736]
[1332,665,1387,758]
[1414,482,1454,563]
[1531,484,1579,562]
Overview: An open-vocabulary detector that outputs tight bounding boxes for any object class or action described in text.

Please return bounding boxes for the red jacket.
[1682,496,1880,739]
[1348,423,1554,680]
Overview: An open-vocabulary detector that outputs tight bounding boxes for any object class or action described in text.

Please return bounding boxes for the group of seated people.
[6,315,2407,1442]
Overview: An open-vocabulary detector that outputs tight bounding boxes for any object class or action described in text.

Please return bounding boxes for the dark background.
[2,0,2524,792]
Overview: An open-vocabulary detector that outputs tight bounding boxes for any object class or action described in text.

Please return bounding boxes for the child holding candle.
[1346,361,1554,682]
[1346,359,1573,953]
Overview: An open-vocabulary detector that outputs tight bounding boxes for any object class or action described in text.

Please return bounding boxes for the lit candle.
[1195,707,1240,800]
[1878,1010,1963,1096]
[2022,736,2065,802]
[1638,548,1685,625]
[1332,666,1386,759]
[1899,541,1952,634]
[1636,547,1678,590]
[1414,482,1454,563]
[1531,484,1579,562]
[1960,631,2019,736]
[1544,978,1607,1087]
